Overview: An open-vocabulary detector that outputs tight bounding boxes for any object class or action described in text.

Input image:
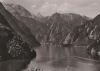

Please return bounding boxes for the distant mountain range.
[3,3,90,44]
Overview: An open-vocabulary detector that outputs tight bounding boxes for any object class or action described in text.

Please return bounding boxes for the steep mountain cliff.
[63,14,100,47]
[45,13,88,44]
[0,2,40,47]
[3,3,48,42]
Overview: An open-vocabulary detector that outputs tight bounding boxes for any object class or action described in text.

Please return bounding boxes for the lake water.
[24,43,100,71]
[0,43,100,71]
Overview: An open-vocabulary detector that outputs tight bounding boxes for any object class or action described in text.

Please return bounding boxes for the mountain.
[3,3,89,45]
[45,13,89,44]
[0,2,40,48]
[63,14,100,47]
[3,3,32,18]
[62,14,100,59]
[2,3,47,42]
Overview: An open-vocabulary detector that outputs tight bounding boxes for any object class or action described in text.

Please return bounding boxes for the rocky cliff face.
[64,14,100,47]
[45,13,88,44]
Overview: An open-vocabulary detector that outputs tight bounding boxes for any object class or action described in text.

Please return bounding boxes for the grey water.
[24,43,100,71]
[0,43,100,71]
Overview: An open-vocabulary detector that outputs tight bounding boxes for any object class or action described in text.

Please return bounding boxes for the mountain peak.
[52,12,61,17]
[53,12,61,15]
[93,14,100,24]
[49,12,62,21]
[94,14,100,19]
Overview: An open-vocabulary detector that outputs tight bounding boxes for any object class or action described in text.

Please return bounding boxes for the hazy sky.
[1,0,100,18]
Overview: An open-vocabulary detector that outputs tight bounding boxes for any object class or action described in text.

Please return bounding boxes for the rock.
[63,13,100,60]
[0,2,40,61]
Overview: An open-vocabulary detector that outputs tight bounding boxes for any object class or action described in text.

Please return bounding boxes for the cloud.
[57,3,76,13]
[2,0,100,17]
[37,2,58,16]
[0,0,4,2]
[34,0,100,17]
[36,2,76,16]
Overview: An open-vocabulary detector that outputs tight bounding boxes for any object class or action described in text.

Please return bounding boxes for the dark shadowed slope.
[4,3,48,43]
[4,3,32,18]
[0,2,40,48]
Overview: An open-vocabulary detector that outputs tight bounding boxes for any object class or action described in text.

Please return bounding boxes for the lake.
[0,43,100,71]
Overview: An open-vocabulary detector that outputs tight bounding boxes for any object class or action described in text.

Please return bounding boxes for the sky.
[1,0,100,18]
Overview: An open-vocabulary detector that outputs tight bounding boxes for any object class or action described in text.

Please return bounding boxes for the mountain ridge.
[3,3,89,44]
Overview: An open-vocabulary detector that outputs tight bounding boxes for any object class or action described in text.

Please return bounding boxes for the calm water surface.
[0,44,99,71]
[24,44,100,71]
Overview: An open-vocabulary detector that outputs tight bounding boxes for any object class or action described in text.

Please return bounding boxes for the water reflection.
[29,44,100,71]
[0,59,31,71]
[1,44,100,71]
[26,56,100,71]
